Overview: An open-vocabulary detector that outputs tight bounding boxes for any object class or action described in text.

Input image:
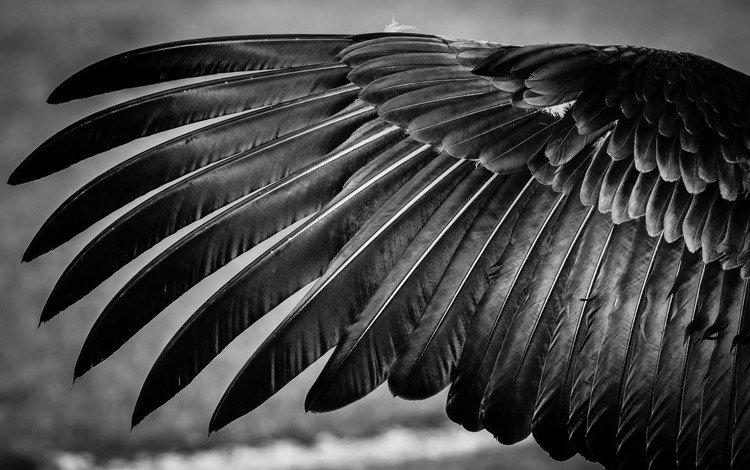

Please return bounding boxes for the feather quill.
[25,86,359,262]
[445,182,561,431]
[47,35,352,103]
[10,64,350,184]
[42,106,376,321]
[388,173,533,400]
[616,238,683,469]
[207,152,468,431]
[304,169,500,412]
[696,269,744,469]
[480,190,595,444]
[531,210,613,460]
[75,122,403,379]
[645,248,703,469]
[676,262,724,469]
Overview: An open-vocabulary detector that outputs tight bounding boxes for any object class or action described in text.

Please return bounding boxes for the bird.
[8,30,750,469]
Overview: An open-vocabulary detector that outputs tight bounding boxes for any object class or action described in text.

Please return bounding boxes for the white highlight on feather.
[542,101,574,118]
[355,172,501,340]
[189,101,377,218]
[385,14,418,33]
[439,177,535,323]
[590,131,610,155]
[309,170,501,402]
[402,177,538,379]
[289,144,444,315]
[472,187,563,371]
[271,126,415,241]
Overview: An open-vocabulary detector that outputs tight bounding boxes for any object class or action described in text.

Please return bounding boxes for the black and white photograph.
[2,0,750,469]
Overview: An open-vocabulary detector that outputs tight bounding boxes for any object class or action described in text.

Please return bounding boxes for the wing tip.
[73,334,106,381]
[303,395,318,413]
[21,248,35,263]
[130,413,144,431]
[7,163,34,186]
[72,356,92,381]
[303,389,344,414]
[47,92,69,105]
[208,372,256,434]
[208,398,236,435]
[23,232,52,262]
[9,138,64,185]
[131,389,157,431]
[47,64,109,103]
[39,294,63,324]
[47,83,75,104]
[387,375,442,401]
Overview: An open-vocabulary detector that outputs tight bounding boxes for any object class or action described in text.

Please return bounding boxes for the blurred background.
[2,0,750,469]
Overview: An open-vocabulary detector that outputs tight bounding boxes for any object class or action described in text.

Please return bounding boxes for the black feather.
[10,64,350,184]
[48,35,352,103]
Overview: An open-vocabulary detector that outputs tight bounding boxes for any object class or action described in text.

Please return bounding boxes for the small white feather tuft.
[385,14,418,33]
[542,101,574,118]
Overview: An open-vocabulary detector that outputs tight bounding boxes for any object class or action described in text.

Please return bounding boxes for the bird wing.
[10,32,750,469]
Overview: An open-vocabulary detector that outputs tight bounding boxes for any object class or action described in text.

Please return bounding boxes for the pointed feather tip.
[208,380,258,435]
[47,79,82,104]
[303,389,346,414]
[387,376,441,401]
[37,304,58,328]
[72,350,98,383]
[7,163,35,185]
[22,234,52,263]
[208,401,237,435]
[386,379,417,401]
[303,395,320,413]
[130,412,144,431]
[8,140,58,185]
[357,85,381,107]
[131,390,159,431]
[471,49,508,77]
[388,383,418,401]
[21,249,35,264]
[481,413,528,446]
[39,293,64,324]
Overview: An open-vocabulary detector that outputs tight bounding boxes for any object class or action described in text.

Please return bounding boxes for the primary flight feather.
[10,31,750,469]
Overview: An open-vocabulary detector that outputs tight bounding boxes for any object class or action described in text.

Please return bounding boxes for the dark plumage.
[10,32,750,469]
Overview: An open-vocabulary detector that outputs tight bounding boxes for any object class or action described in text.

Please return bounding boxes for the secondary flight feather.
[10,30,750,469]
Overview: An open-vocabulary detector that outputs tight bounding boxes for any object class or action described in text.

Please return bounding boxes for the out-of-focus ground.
[1,0,750,469]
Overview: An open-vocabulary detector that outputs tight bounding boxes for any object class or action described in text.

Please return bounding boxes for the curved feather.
[208,152,466,431]
[13,32,750,470]
[567,221,631,459]
[388,172,534,400]
[584,223,659,467]
[445,181,561,432]
[10,64,350,184]
[74,121,403,379]
[41,106,375,321]
[47,35,353,103]
[696,268,744,469]
[339,40,452,67]
[304,169,500,412]
[676,262,724,469]
[347,52,459,85]
[134,143,447,426]
[480,191,595,444]
[25,85,359,261]
[615,237,683,469]
[732,280,750,468]
[359,66,471,104]
[531,211,614,460]
[645,248,704,470]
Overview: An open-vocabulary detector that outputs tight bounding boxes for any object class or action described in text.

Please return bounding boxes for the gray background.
[2,0,749,468]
